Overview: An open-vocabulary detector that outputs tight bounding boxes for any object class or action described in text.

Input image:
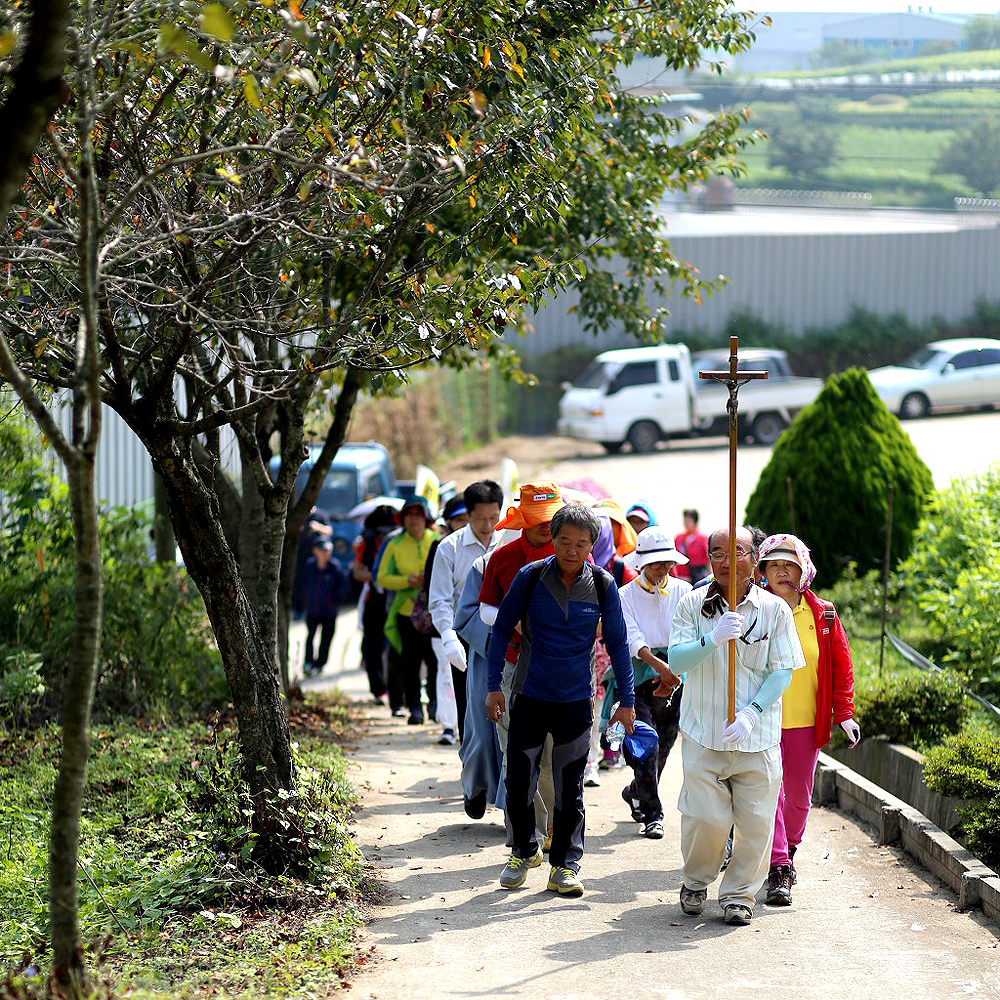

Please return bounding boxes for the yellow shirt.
[782,596,820,729]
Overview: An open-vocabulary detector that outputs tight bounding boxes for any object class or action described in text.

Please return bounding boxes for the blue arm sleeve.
[667,638,715,676]
[601,581,635,709]
[486,566,528,692]
[751,668,793,712]
[455,562,491,658]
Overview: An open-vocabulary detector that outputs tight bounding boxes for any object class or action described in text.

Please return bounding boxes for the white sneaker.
[583,764,602,787]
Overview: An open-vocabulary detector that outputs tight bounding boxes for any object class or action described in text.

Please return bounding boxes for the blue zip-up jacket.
[487,556,635,707]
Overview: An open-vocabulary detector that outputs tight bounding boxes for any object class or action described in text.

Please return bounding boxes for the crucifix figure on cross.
[698,335,768,724]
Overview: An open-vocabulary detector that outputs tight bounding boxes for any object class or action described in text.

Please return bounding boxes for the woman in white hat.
[606,526,691,838]
[757,532,861,908]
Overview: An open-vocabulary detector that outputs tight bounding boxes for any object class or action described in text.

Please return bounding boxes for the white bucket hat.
[625,526,689,570]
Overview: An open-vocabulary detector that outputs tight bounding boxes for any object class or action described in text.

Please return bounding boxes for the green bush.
[0,415,227,721]
[898,468,1000,701]
[854,669,969,750]
[924,730,1000,870]
[744,368,934,586]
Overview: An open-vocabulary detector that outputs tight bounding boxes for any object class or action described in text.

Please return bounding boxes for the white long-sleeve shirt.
[619,574,692,658]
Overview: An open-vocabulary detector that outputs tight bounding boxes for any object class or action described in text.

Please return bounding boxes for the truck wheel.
[899,392,929,420]
[751,412,786,446]
[600,441,623,455]
[627,421,660,454]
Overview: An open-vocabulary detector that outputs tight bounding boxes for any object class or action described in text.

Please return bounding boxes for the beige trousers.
[678,735,782,910]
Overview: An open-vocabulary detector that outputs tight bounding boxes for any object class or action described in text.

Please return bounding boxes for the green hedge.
[854,670,969,750]
[924,730,1000,870]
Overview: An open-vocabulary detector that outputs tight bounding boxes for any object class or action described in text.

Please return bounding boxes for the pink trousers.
[770,725,821,868]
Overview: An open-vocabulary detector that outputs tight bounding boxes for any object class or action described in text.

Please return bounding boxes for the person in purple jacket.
[485,503,636,898]
[302,539,347,677]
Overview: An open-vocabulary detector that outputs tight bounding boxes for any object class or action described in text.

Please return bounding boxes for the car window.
[360,469,384,499]
[950,350,990,371]
[573,360,611,390]
[979,348,1000,365]
[900,346,945,369]
[667,359,680,382]
[293,467,357,518]
[608,361,658,393]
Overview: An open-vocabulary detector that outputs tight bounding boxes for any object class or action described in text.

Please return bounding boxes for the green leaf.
[0,30,17,57]
[200,4,236,43]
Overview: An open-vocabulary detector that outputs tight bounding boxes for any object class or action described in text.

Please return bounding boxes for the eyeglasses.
[709,547,750,563]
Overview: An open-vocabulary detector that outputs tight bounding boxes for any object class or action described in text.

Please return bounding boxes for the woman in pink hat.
[757,533,861,907]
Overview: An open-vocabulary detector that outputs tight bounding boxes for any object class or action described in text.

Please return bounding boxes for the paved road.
[308,652,999,1000]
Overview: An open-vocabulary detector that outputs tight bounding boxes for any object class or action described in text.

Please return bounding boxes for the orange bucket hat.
[591,498,638,556]
[494,481,564,531]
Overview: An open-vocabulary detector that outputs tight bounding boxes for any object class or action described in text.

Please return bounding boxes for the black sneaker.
[765,864,793,906]
[407,712,424,726]
[621,786,643,823]
[642,819,664,839]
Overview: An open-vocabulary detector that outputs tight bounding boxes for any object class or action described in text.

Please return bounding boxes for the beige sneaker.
[499,849,542,889]
[546,866,584,897]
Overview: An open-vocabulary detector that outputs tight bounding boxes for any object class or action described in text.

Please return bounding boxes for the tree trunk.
[153,471,175,564]
[151,434,295,800]
[48,451,102,987]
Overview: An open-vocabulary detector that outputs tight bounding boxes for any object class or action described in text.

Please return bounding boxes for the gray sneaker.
[499,850,542,889]
[724,903,753,925]
[680,885,707,915]
[546,866,584,897]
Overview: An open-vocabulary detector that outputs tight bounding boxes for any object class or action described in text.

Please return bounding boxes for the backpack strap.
[822,599,836,623]
[593,563,608,612]
[518,561,545,626]
[611,557,626,588]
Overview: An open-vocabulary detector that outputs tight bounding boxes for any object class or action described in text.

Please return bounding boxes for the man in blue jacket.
[485,503,636,898]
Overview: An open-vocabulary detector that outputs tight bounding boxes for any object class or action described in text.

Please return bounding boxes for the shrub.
[924,729,1000,870]
[744,368,934,586]
[854,669,969,750]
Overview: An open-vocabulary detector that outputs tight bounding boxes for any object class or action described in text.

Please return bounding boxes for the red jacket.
[802,588,855,749]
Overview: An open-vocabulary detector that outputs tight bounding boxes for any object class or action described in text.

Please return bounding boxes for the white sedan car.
[867,337,1000,419]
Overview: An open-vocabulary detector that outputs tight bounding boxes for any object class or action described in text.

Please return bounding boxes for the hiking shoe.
[546,866,584,897]
[499,850,542,889]
[724,904,753,925]
[765,865,793,906]
[583,764,602,787]
[622,786,643,822]
[407,712,424,726]
[542,828,554,853]
[463,789,487,819]
[642,819,664,839]
[437,728,457,746]
[789,845,798,885]
[680,885,707,915]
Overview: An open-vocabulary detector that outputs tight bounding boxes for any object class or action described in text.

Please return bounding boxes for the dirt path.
[314,653,1000,1000]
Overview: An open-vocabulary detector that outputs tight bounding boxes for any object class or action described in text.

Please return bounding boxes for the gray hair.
[707,525,761,562]
[550,503,601,544]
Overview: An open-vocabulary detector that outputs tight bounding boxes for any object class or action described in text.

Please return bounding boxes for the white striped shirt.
[671,584,805,752]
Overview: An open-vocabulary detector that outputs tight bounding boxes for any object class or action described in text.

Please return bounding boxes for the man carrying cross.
[667,525,804,925]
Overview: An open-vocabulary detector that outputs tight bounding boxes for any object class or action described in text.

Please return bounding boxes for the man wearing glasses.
[667,526,805,926]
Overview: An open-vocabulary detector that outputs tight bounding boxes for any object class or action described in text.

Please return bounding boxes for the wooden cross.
[698,335,769,724]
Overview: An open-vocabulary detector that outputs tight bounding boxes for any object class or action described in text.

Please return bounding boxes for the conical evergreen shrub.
[744,368,933,586]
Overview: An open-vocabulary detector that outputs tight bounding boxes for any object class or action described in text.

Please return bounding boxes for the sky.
[735,2,999,12]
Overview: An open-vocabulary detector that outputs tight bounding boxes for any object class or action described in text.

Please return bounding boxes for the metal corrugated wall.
[519,226,1000,354]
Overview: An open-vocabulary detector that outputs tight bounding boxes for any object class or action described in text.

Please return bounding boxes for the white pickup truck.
[557,344,824,453]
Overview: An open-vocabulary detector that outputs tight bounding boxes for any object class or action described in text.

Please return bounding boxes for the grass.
[0,693,374,997]
[749,46,1000,81]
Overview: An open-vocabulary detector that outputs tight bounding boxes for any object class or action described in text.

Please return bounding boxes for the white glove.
[722,706,758,747]
[442,632,468,672]
[840,718,861,747]
[710,611,744,646]
[479,603,499,627]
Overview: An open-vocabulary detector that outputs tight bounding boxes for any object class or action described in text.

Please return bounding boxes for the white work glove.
[441,629,468,672]
[722,706,759,747]
[710,611,744,646]
[840,718,862,747]
[479,603,499,627]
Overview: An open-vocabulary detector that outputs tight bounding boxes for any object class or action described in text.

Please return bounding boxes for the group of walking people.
[352,477,860,924]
